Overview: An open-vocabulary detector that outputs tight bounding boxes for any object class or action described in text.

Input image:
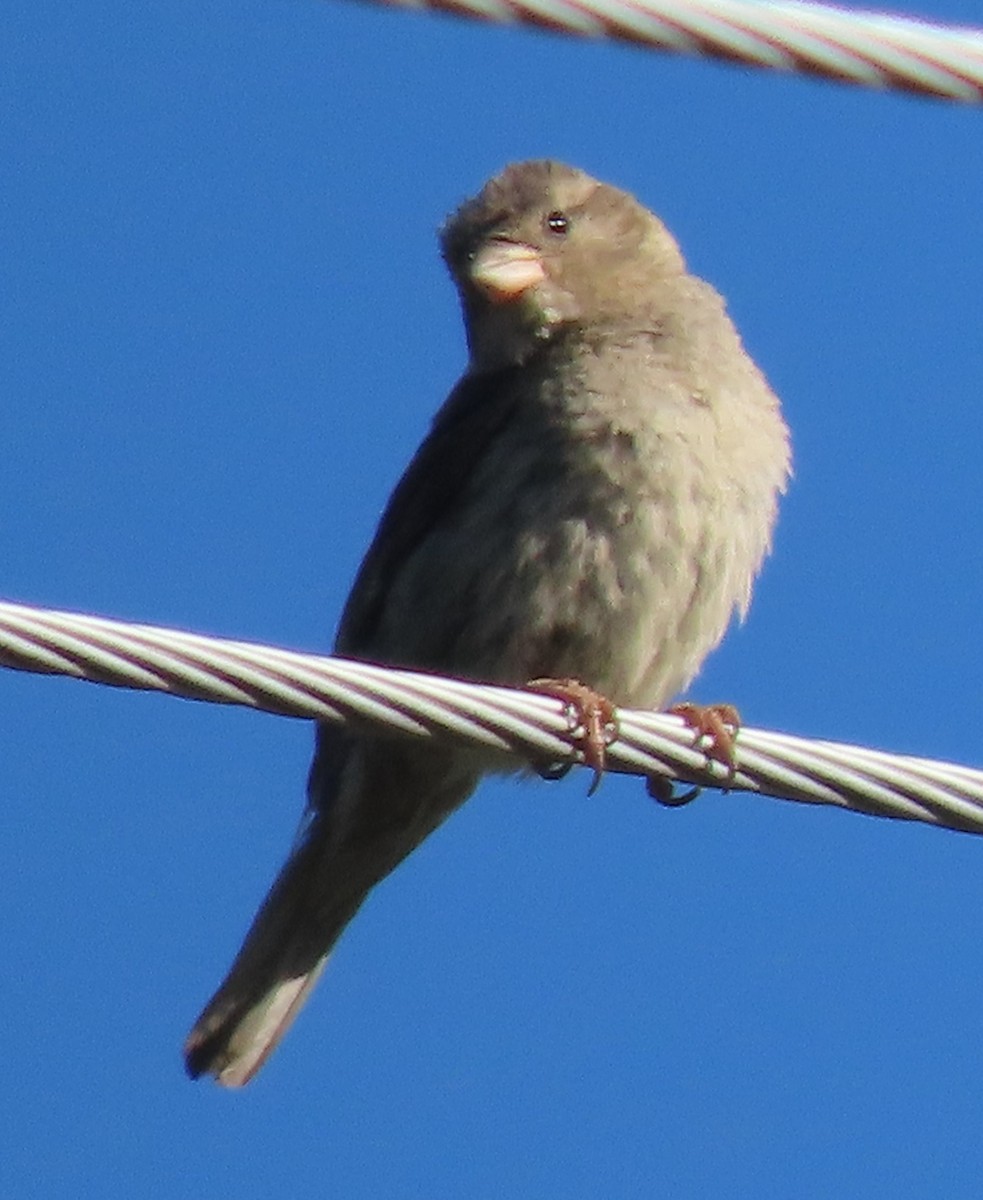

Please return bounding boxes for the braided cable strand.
[3,598,983,833]
[359,0,983,102]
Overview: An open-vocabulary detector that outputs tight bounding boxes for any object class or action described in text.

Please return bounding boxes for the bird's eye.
[545,211,570,235]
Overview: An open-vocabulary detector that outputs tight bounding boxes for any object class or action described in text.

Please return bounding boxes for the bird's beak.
[468,240,545,301]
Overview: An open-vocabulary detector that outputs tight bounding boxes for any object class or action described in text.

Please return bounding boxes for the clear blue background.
[4,1,983,1195]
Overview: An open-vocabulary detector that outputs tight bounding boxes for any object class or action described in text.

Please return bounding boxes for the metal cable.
[3,598,982,834]
[353,0,983,102]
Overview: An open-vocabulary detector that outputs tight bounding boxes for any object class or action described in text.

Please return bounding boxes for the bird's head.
[440,160,685,371]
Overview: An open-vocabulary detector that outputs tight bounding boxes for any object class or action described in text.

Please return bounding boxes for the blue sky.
[4,0,983,1195]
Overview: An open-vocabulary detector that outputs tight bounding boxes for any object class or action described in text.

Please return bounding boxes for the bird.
[184,159,792,1086]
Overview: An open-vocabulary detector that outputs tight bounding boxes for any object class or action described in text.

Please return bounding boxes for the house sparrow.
[184,160,791,1086]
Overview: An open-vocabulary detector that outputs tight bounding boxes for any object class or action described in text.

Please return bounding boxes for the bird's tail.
[183,823,367,1087]
[184,734,481,1087]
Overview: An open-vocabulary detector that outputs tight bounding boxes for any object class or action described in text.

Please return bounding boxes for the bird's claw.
[669,702,741,779]
[646,777,702,807]
[527,678,618,796]
[535,760,573,783]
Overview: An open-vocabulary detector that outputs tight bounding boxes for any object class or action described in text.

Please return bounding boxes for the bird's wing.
[336,364,522,657]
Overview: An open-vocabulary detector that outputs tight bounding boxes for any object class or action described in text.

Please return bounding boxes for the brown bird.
[184,160,791,1086]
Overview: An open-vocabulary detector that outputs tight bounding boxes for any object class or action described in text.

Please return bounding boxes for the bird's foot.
[669,702,741,778]
[527,678,618,796]
[646,777,702,807]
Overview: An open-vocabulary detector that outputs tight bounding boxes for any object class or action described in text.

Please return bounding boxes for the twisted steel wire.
[353,0,983,102]
[3,599,982,834]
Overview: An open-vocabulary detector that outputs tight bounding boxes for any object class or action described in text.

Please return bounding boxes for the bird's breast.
[370,337,781,711]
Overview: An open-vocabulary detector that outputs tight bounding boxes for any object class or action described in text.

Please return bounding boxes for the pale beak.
[469,240,545,301]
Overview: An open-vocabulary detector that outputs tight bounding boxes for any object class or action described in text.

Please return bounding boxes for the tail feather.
[183,824,365,1086]
[185,960,329,1088]
[184,735,481,1086]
